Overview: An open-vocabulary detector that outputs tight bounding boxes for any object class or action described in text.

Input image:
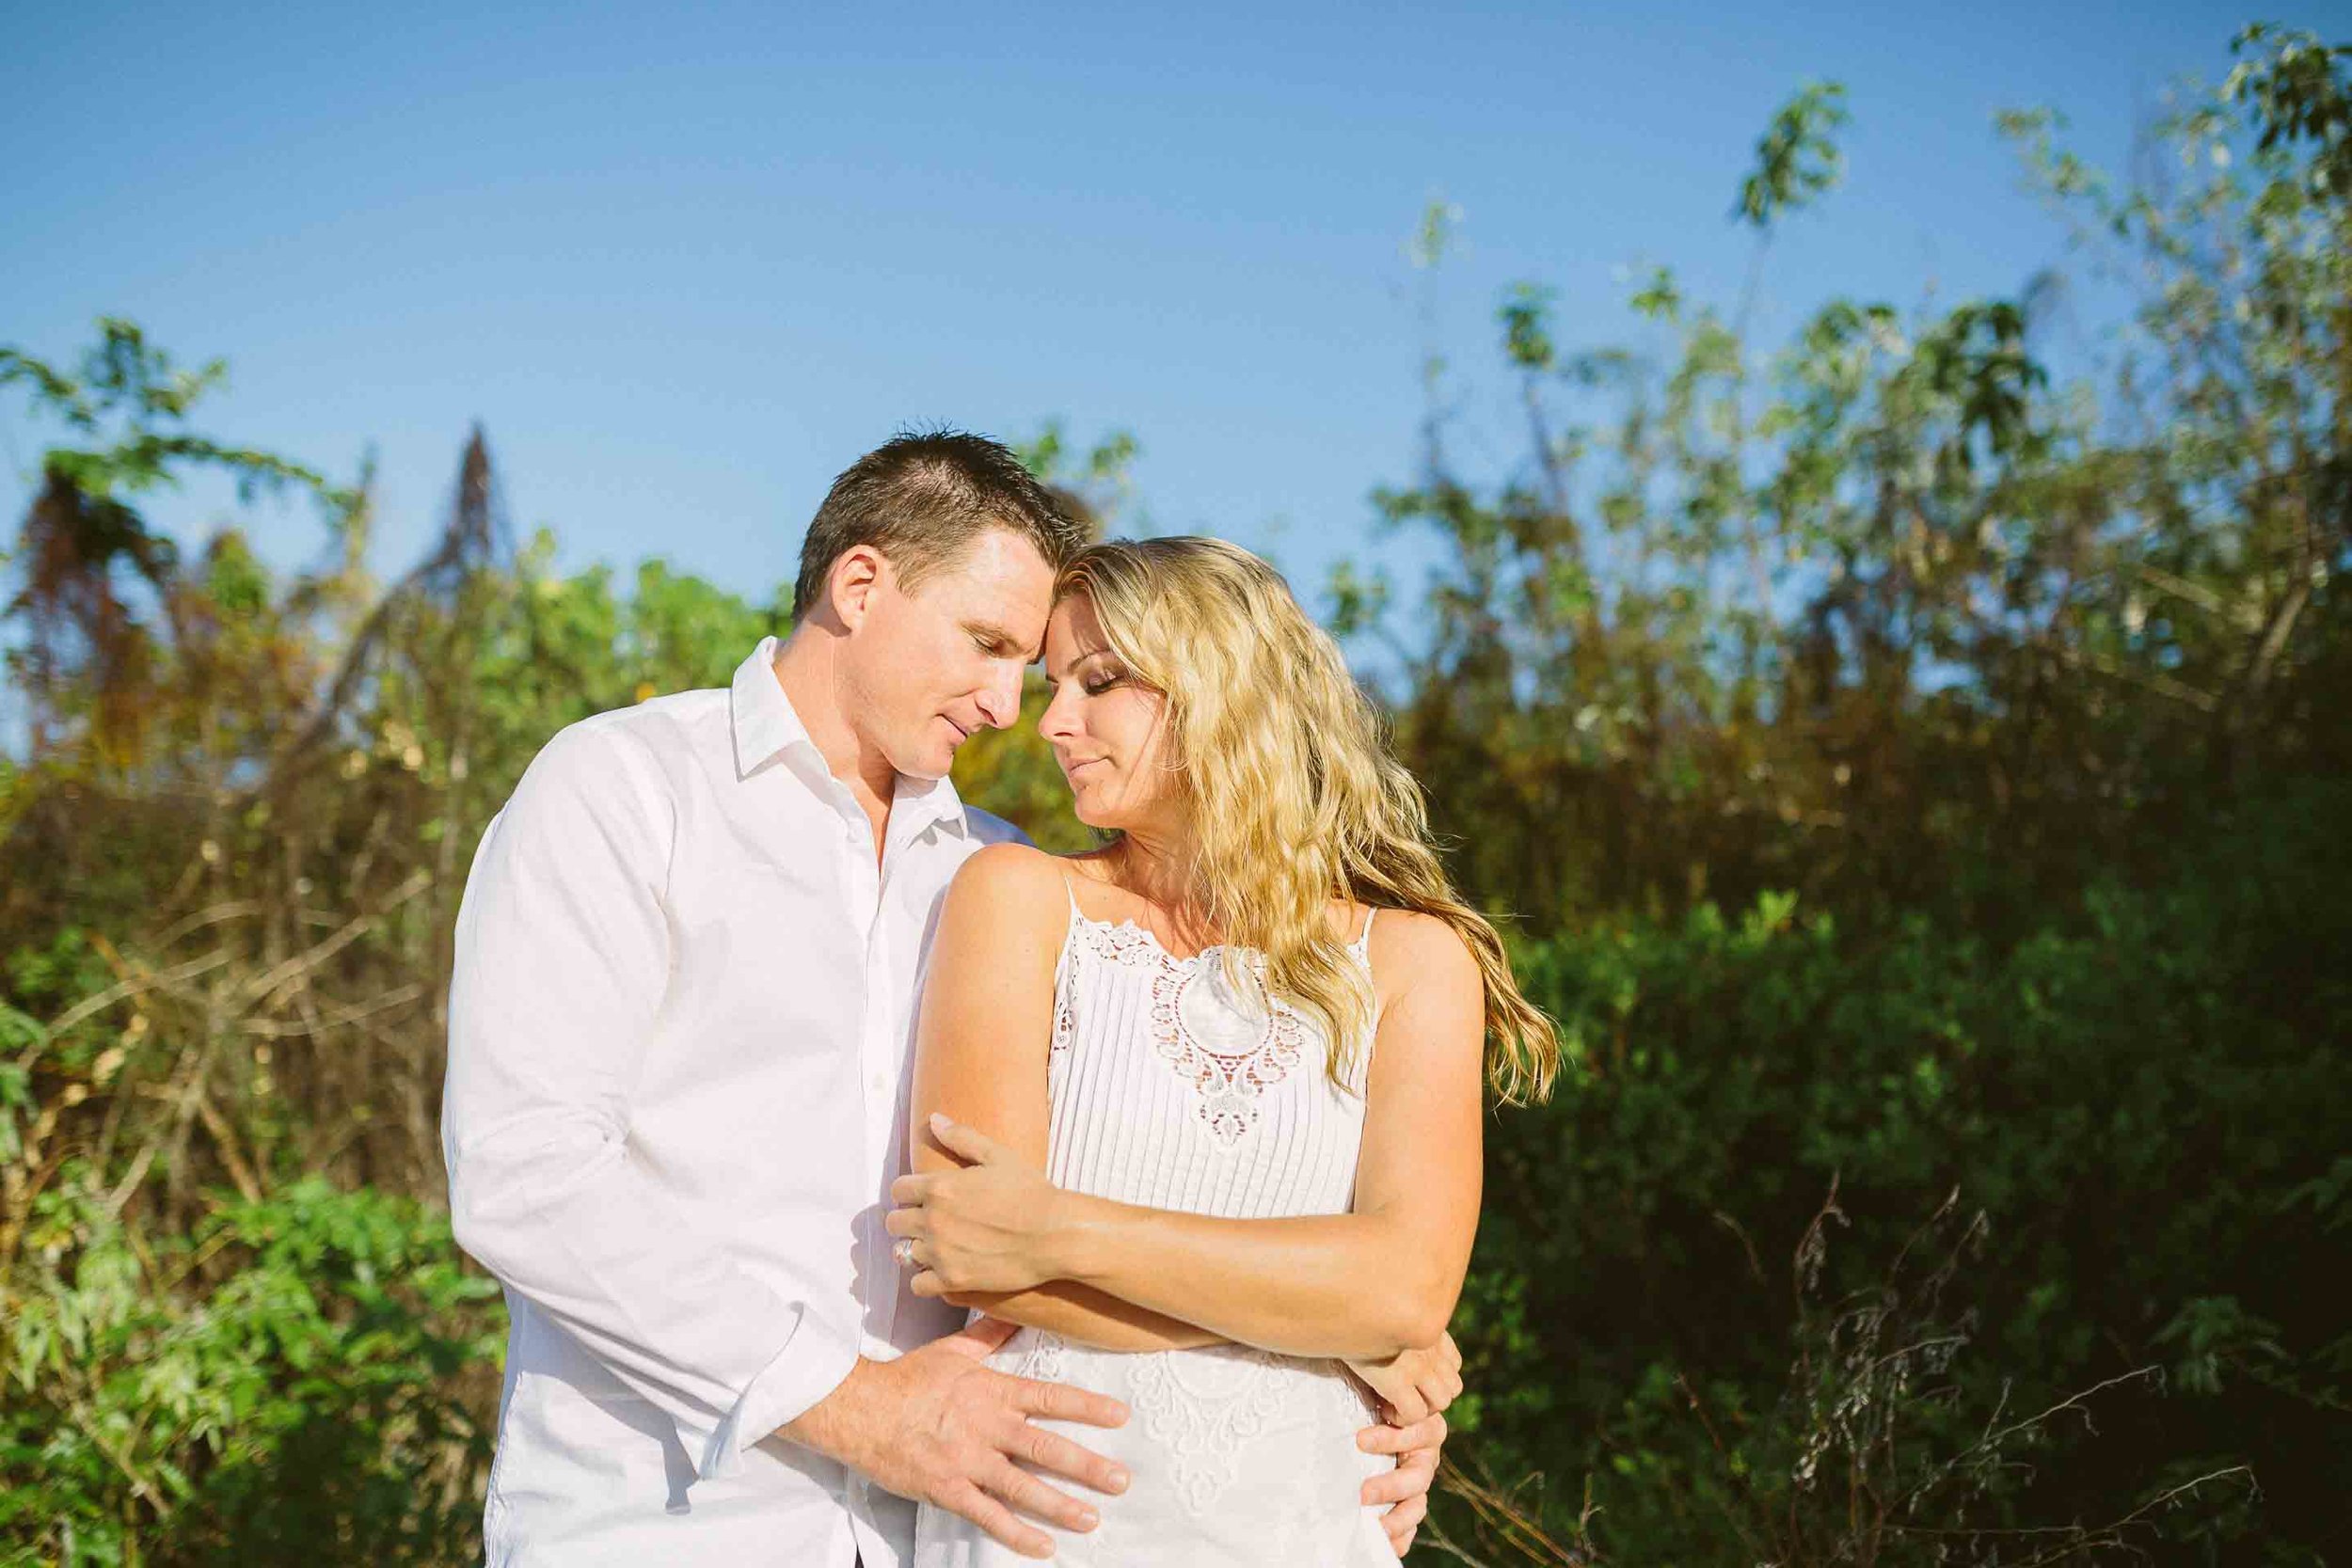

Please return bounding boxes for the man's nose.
[976,664,1024,729]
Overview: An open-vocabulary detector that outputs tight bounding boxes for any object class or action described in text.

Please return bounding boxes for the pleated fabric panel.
[1043,903,1375,1223]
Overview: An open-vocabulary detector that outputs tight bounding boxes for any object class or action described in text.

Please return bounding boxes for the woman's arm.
[905,843,1221,1354]
[896,893,1487,1365]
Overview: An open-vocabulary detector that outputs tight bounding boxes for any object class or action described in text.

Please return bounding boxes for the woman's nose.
[1038,684,1076,738]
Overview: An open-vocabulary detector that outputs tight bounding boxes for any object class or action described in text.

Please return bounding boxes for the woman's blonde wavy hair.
[1056,537,1558,1104]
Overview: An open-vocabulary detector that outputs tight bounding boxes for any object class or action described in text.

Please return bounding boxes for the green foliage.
[1502,285,1561,373]
[0,320,349,506]
[1735,81,1850,230]
[2,1175,499,1564]
[1359,23,2351,1560]
[1437,783,2347,1560]
[1015,419,1141,523]
[2225,24,2352,198]
[1356,18,2349,948]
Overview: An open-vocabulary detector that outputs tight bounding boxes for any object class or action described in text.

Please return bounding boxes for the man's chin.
[926,722,973,776]
[883,721,968,784]
[893,742,957,784]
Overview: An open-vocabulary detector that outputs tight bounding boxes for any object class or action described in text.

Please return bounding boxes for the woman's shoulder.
[939,843,1079,955]
[1319,899,1462,955]
[950,840,1073,902]
[1362,907,1478,988]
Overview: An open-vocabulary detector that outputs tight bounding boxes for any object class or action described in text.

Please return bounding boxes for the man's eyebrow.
[962,619,1040,659]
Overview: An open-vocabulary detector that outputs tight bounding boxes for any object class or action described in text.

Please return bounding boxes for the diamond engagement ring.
[893,1236,917,1267]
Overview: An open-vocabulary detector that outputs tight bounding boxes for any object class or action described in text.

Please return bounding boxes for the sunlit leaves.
[1501,283,1560,372]
[1735,80,1851,231]
[2,320,351,508]
[1408,197,1464,271]
[1015,418,1142,532]
[2225,24,2352,199]
[1628,265,1683,324]
[1905,299,2049,473]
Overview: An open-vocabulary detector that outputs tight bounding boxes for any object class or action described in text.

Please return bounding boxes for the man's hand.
[1358,1408,1447,1559]
[1345,1330,1465,1425]
[889,1114,1070,1297]
[783,1316,1130,1560]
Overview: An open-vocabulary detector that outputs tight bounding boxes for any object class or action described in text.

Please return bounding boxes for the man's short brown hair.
[792,430,1095,619]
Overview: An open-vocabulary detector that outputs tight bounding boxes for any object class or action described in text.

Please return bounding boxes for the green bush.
[1437,781,2350,1560]
[2,1177,501,1566]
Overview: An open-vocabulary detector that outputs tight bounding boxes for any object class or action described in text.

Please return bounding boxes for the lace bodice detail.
[1041,895,1375,1218]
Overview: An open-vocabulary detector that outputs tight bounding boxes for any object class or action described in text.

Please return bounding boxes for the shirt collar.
[728,636,969,839]
[729,636,813,778]
[891,768,968,841]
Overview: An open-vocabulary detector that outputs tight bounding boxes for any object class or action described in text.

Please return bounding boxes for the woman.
[891,538,1557,1565]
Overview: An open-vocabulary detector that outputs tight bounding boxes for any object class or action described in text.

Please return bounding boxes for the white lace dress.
[912,896,1395,1566]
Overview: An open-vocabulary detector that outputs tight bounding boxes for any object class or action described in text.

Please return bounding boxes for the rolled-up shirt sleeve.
[442,721,858,1478]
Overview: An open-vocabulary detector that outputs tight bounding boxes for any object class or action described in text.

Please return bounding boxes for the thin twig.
[27,949,234,1060]
[240,868,432,1006]
[241,982,425,1039]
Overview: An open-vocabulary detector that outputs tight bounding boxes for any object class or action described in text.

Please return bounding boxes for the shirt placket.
[844,805,924,1566]
[840,801,915,1364]
[858,879,898,1357]
[825,800,883,1559]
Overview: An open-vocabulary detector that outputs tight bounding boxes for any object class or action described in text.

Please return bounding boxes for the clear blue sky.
[0,0,2270,629]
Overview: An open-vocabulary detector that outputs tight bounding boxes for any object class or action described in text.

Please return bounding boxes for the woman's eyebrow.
[1043,644,1110,682]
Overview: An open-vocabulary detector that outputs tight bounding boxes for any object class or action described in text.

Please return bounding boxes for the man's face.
[838,528,1055,781]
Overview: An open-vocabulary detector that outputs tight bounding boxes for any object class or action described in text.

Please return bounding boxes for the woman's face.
[1038,593,1180,832]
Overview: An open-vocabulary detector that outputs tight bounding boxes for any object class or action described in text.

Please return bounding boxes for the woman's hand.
[889,1114,1073,1298]
[1343,1330,1464,1426]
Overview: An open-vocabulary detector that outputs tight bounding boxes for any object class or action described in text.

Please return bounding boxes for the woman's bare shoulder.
[951,840,1072,895]
[1366,908,1480,993]
[946,842,1080,935]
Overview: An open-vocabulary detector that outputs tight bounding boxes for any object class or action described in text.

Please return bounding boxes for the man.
[443,431,1445,1565]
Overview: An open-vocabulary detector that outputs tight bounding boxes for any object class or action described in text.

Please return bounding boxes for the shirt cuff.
[692,1307,862,1481]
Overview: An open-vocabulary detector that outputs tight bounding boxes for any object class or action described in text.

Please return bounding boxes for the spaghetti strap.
[1349,905,1376,958]
[1061,872,1086,922]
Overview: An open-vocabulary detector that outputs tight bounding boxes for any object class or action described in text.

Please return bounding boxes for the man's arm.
[442,721,857,1479]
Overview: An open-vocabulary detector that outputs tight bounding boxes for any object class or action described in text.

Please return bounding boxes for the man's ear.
[827,546,889,630]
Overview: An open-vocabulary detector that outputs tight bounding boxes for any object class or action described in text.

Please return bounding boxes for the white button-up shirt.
[443,637,1022,1566]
